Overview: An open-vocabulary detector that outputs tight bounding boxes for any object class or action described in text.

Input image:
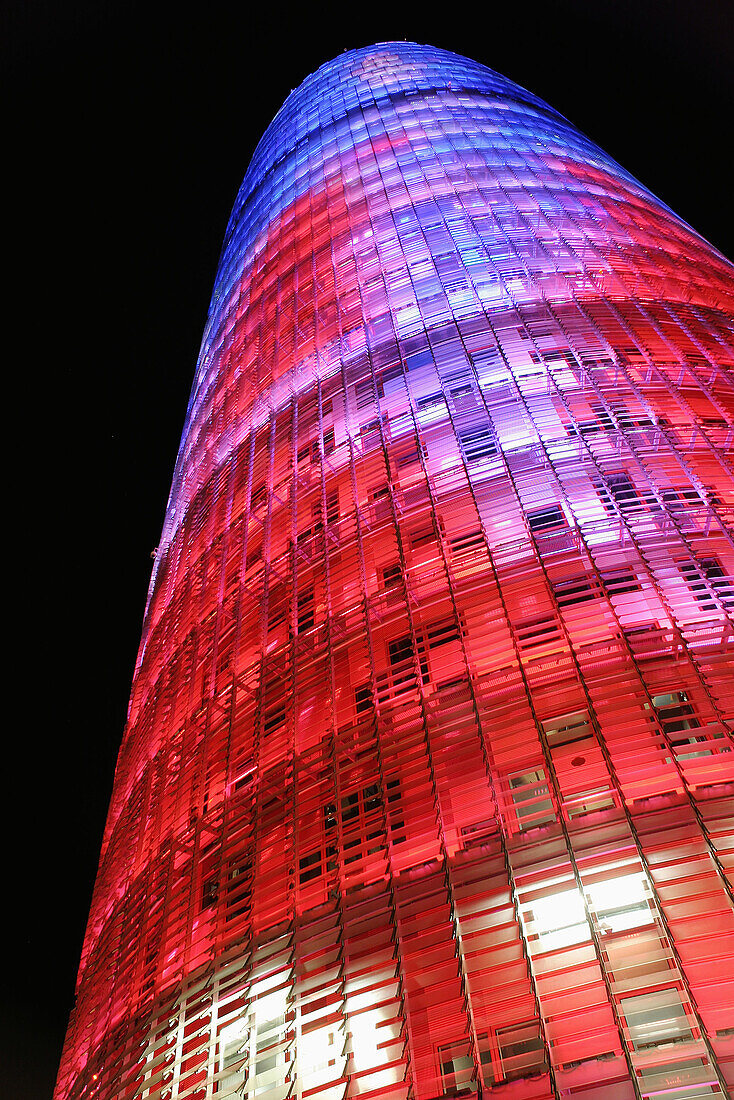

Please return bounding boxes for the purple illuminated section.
[153,47,733,584]
[57,43,734,1100]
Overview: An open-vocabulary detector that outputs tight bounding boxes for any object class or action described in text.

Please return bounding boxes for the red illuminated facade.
[56,43,734,1100]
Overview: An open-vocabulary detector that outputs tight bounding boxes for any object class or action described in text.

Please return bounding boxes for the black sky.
[7,1,734,1095]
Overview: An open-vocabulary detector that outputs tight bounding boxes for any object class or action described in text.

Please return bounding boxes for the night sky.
[8,2,733,1095]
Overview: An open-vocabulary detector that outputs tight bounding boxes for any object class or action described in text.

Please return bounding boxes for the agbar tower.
[56,43,734,1100]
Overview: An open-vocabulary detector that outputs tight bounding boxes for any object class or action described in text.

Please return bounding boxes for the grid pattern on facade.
[56,43,734,1100]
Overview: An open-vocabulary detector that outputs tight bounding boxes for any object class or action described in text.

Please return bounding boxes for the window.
[267,583,288,631]
[341,783,381,824]
[458,425,497,465]
[459,817,496,850]
[396,439,424,469]
[297,514,320,548]
[360,418,382,443]
[251,988,291,1085]
[587,873,654,934]
[389,635,414,668]
[651,691,711,759]
[201,873,219,911]
[354,683,374,715]
[543,710,592,747]
[521,886,589,952]
[652,691,696,736]
[379,361,404,386]
[417,391,445,415]
[527,504,566,533]
[544,712,616,817]
[322,801,337,831]
[341,782,384,865]
[326,488,339,525]
[553,574,598,606]
[317,778,401,878]
[661,486,703,511]
[611,404,654,432]
[263,698,286,735]
[681,557,731,611]
[355,377,377,410]
[621,989,693,1051]
[425,617,461,649]
[600,565,640,594]
[389,634,428,683]
[597,473,639,516]
[438,1041,474,1094]
[297,588,315,633]
[382,563,402,588]
[387,777,405,844]
[508,768,555,830]
[565,789,616,818]
[299,1025,338,1078]
[410,524,435,550]
[299,844,337,884]
[224,855,253,923]
[449,527,484,560]
[516,615,561,651]
[245,545,263,574]
[590,404,615,431]
[216,1017,248,1094]
[262,673,287,734]
[568,404,614,436]
[251,483,267,511]
[480,1022,547,1085]
[323,427,335,455]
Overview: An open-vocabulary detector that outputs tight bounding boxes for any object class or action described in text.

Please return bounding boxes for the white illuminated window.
[251,987,290,1086]
[217,1017,248,1095]
[298,1024,344,1089]
[587,873,654,933]
[522,887,590,952]
[349,1005,392,1073]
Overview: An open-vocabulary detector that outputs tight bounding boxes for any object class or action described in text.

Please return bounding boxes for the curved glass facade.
[56,43,734,1100]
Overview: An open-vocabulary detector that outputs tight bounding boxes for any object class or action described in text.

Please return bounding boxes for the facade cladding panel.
[56,42,734,1100]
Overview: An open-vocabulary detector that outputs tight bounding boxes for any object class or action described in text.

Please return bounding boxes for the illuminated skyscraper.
[56,42,734,1100]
